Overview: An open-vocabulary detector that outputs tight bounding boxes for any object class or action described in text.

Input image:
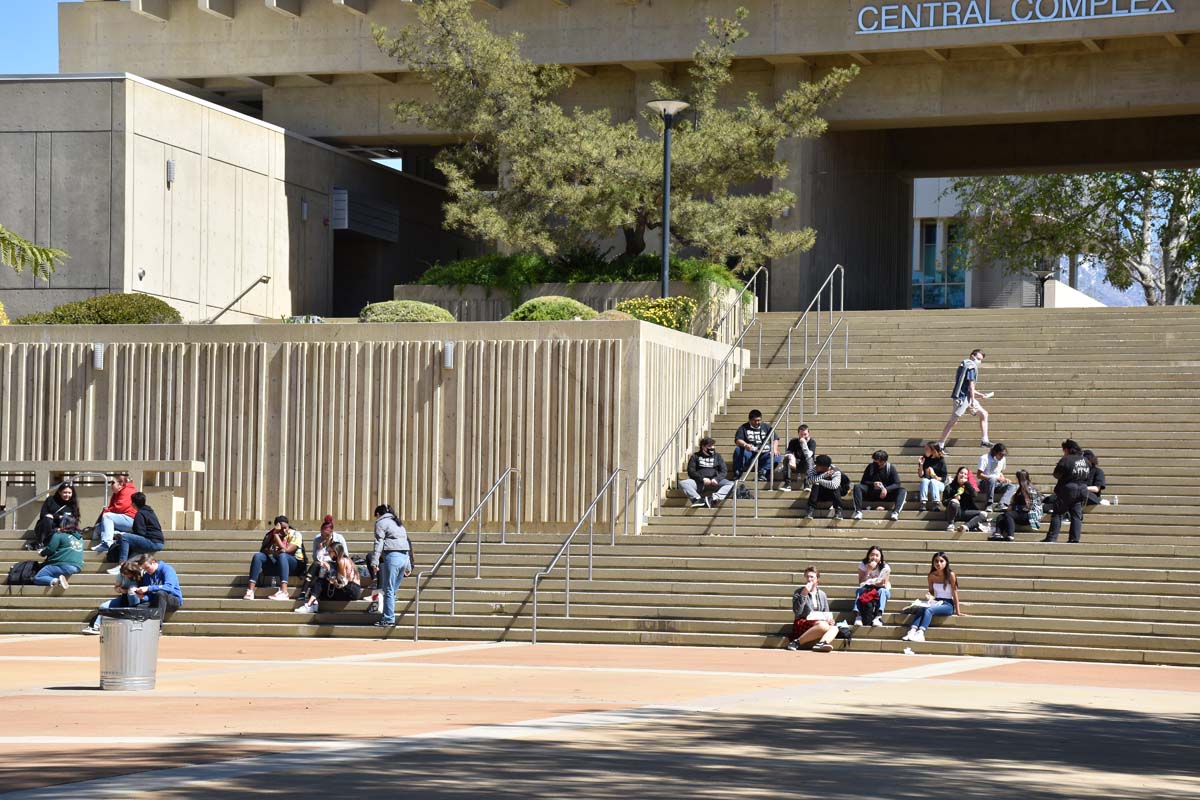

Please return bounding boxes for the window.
[912,221,968,309]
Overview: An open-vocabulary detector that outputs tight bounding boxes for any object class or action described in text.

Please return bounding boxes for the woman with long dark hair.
[369,503,414,628]
[29,482,80,551]
[1083,450,1108,506]
[901,551,963,642]
[853,546,891,627]
[990,469,1041,541]
[944,467,988,533]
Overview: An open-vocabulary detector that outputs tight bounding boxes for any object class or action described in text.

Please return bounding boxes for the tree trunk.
[622,221,647,258]
[1160,174,1195,305]
[1068,253,1079,289]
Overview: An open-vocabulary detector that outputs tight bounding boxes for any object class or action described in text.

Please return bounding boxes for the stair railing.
[412,467,521,641]
[0,472,112,532]
[732,318,845,536]
[706,266,769,346]
[531,467,628,644]
[782,263,849,439]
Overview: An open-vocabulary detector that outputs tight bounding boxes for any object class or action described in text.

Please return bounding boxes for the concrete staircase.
[3,307,1199,666]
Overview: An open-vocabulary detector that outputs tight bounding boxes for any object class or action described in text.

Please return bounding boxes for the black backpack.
[7,560,40,585]
[838,473,851,497]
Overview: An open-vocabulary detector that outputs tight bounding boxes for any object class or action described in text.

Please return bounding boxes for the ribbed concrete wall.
[0,322,740,532]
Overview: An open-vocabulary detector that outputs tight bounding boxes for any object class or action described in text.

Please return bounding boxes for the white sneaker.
[911,629,926,642]
[946,524,957,531]
[81,625,100,636]
[872,616,883,627]
[268,590,290,601]
[978,523,993,535]
[242,589,255,600]
[106,566,122,575]
[851,511,863,520]
[853,616,864,627]
[58,574,70,591]
[293,601,318,614]
[888,512,899,521]
[901,628,915,641]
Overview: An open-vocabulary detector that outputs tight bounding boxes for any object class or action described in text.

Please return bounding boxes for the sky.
[0,0,73,76]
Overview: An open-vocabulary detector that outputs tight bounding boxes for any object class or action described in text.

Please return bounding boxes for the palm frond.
[0,224,68,280]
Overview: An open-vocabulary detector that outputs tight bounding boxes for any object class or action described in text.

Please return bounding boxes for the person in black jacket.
[1044,439,1090,543]
[28,483,81,551]
[679,437,734,508]
[781,425,817,492]
[109,492,164,571]
[851,450,907,521]
[944,467,988,533]
[1083,450,1108,506]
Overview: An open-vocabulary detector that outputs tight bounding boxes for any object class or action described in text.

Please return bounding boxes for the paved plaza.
[0,636,1197,798]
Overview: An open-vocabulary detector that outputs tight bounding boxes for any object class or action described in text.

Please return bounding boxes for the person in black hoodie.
[1044,439,1090,543]
[851,450,907,521]
[109,492,164,570]
[1083,450,1108,506]
[28,483,81,551]
[944,467,988,533]
[679,437,734,508]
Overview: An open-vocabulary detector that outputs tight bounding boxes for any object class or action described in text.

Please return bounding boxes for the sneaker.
[293,601,318,614]
[832,510,844,521]
[242,589,255,600]
[995,504,1009,513]
[888,511,899,521]
[911,629,926,642]
[984,503,994,512]
[853,616,864,627]
[690,499,707,508]
[851,511,863,521]
[978,523,993,535]
[106,566,122,576]
[373,619,395,628]
[81,625,100,636]
[917,501,927,512]
[786,640,801,651]
[57,575,70,591]
[980,439,994,448]
[928,501,941,512]
[901,628,916,642]
[267,590,290,601]
[367,599,381,615]
[812,642,833,653]
[872,616,883,627]
[987,533,1004,541]
[1003,535,1015,541]
[780,482,792,492]
[91,543,109,553]
[801,510,815,521]
[946,524,957,532]
[704,495,713,508]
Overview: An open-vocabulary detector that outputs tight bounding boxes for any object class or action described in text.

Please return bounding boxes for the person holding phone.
[786,566,839,652]
[243,515,306,601]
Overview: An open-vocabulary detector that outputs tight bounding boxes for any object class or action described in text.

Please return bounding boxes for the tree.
[948,171,1200,306]
[374,2,856,270]
[0,223,67,280]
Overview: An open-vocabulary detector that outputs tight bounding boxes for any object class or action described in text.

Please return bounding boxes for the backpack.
[736,484,753,501]
[7,560,40,585]
[838,473,851,497]
[856,587,881,623]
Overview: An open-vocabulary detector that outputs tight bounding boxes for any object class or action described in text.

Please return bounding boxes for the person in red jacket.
[93,471,137,553]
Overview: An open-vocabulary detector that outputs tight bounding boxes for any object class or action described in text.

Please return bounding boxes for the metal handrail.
[732,319,845,536]
[412,468,521,642]
[0,471,112,532]
[531,467,628,644]
[707,266,768,344]
[630,317,761,526]
[205,274,270,324]
[787,264,847,370]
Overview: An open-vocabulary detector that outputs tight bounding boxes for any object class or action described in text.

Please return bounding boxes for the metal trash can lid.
[98,606,158,621]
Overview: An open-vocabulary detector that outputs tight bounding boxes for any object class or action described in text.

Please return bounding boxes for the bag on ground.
[7,560,40,585]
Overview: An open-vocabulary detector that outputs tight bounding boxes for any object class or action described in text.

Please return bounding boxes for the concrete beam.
[1001,44,1025,58]
[550,0,569,6]
[1166,33,1187,48]
[332,0,369,15]
[763,54,810,66]
[570,65,597,78]
[1081,38,1104,53]
[924,48,948,63]
[622,61,669,73]
[372,72,403,83]
[199,0,236,20]
[850,52,873,66]
[131,0,169,22]
[266,0,302,18]
[475,0,503,10]
[242,75,277,87]
[305,74,336,85]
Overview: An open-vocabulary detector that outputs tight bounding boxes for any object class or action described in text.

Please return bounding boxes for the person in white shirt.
[977,443,1017,510]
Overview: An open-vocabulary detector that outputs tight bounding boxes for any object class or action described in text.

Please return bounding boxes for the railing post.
[475,512,482,580]
[413,577,421,641]
[532,581,539,645]
[500,478,508,545]
[450,546,457,615]
[516,472,523,538]
[587,507,594,581]
[565,547,571,618]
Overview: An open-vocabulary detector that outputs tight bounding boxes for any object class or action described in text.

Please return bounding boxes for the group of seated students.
[787,547,963,651]
[684,417,1108,544]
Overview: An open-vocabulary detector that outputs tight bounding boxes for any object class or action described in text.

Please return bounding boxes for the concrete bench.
[0,461,206,531]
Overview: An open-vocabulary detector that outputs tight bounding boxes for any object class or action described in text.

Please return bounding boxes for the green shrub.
[615,296,698,332]
[359,300,455,323]
[504,296,598,322]
[596,309,634,321]
[0,300,8,326]
[13,293,182,325]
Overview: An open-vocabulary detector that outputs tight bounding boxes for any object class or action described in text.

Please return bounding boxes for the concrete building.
[30,1,1200,311]
[0,73,476,321]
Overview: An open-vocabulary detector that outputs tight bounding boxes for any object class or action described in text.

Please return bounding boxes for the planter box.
[393,280,750,343]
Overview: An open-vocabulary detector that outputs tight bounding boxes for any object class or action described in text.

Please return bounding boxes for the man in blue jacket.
[82,554,183,634]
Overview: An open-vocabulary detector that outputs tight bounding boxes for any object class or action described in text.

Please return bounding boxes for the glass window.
[946,283,966,309]
[922,222,942,282]
[923,284,947,308]
[946,222,966,283]
[911,283,923,308]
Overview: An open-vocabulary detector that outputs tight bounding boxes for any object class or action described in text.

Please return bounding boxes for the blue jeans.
[249,552,301,585]
[854,585,891,617]
[98,512,134,545]
[909,599,955,630]
[919,478,945,502]
[378,550,410,625]
[116,533,163,563]
[733,446,780,479]
[33,563,81,586]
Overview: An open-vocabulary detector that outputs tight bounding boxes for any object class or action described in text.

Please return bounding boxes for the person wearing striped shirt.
[802,455,845,520]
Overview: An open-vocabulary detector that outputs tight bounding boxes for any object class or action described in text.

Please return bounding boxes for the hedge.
[504,296,598,322]
[615,296,698,333]
[0,300,7,326]
[595,309,634,321]
[13,293,183,325]
[359,299,455,323]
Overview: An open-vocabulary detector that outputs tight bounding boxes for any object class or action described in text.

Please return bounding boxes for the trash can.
[98,605,162,690]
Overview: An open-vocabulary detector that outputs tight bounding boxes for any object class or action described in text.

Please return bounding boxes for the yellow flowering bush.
[0,300,8,325]
[615,296,698,333]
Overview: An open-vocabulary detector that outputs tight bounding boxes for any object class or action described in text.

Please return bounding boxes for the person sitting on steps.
[92,471,137,553]
[902,551,964,643]
[944,467,989,533]
[732,410,780,482]
[1083,450,1109,506]
[977,442,1017,511]
[990,469,1042,542]
[786,565,840,653]
[802,455,845,521]
[781,425,817,492]
[301,515,349,593]
[295,542,362,615]
[108,492,164,572]
[852,450,907,521]
[82,554,184,634]
[853,545,892,628]
[917,442,947,512]
[244,515,306,601]
[33,514,84,590]
[679,437,734,508]
[28,482,80,551]
[936,349,993,452]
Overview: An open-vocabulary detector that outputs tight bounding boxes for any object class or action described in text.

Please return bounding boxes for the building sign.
[857,0,1175,34]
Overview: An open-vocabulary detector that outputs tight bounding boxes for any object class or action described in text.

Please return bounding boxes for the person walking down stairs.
[369,504,414,629]
[937,349,993,450]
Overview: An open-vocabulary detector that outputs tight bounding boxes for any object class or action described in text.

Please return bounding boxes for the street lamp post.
[646,100,690,299]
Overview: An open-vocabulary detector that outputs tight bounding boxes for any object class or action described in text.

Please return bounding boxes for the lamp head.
[646,100,690,119]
